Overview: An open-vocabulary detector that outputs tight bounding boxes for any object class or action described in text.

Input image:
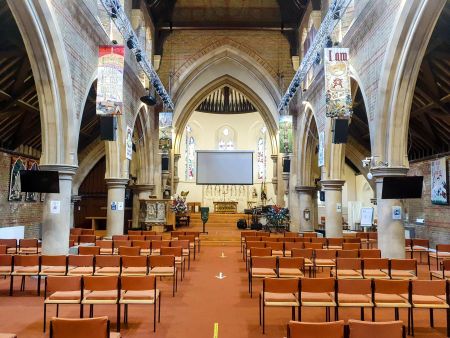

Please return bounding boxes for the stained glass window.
[257,127,267,180]
[218,127,235,150]
[185,125,195,180]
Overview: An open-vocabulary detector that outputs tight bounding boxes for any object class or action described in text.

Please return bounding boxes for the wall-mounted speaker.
[332,118,349,144]
[100,116,117,141]
[161,157,169,171]
[282,158,291,173]
[319,190,325,202]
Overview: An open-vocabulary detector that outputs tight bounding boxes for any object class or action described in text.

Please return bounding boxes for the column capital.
[295,185,317,193]
[39,164,78,179]
[271,154,278,161]
[132,184,155,192]
[371,166,409,178]
[173,153,181,160]
[71,195,82,203]
[320,179,345,191]
[105,178,129,188]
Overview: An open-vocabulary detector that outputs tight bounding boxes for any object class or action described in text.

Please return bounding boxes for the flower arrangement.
[266,205,290,228]
[171,195,187,214]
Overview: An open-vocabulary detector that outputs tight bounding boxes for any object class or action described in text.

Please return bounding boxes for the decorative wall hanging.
[126,125,133,160]
[431,157,448,205]
[159,112,173,150]
[25,160,39,202]
[318,131,325,167]
[96,45,125,115]
[279,115,293,153]
[8,157,26,201]
[324,48,352,118]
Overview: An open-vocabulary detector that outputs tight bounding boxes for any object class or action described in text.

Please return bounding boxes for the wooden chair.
[241,231,257,252]
[299,277,336,322]
[332,258,363,279]
[127,230,142,236]
[389,259,418,280]
[0,244,6,254]
[10,254,40,295]
[81,229,95,236]
[410,279,450,337]
[347,319,405,338]
[96,241,113,255]
[142,231,156,236]
[179,235,196,260]
[335,279,373,320]
[185,231,201,253]
[70,228,82,236]
[337,250,359,258]
[119,276,161,332]
[40,255,67,279]
[113,241,132,254]
[69,235,79,245]
[132,240,151,256]
[410,239,429,264]
[292,248,314,277]
[342,243,360,250]
[278,257,304,278]
[305,242,324,250]
[249,256,277,297]
[362,258,390,279]
[314,249,337,277]
[67,255,94,276]
[429,244,450,270]
[327,238,344,250]
[359,249,381,259]
[118,246,140,256]
[286,320,344,338]
[265,241,284,257]
[0,239,17,254]
[0,254,12,280]
[161,247,185,280]
[81,276,120,331]
[302,232,318,238]
[430,259,450,280]
[79,246,100,256]
[112,235,128,241]
[18,238,40,254]
[120,255,147,276]
[128,235,145,241]
[94,255,121,276]
[284,232,299,238]
[372,279,411,333]
[150,240,162,256]
[145,235,162,241]
[50,316,120,338]
[149,255,177,297]
[260,278,300,333]
[284,242,304,257]
[43,276,83,332]
[79,235,96,244]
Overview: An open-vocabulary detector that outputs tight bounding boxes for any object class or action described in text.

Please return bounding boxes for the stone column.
[271,154,279,203]
[321,180,345,237]
[296,185,316,232]
[131,184,155,228]
[105,178,129,237]
[173,153,181,194]
[372,167,408,258]
[40,165,77,255]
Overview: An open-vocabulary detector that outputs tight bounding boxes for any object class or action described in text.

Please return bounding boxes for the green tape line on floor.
[214,322,219,338]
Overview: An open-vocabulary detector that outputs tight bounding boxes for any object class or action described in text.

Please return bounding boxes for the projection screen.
[196,151,253,185]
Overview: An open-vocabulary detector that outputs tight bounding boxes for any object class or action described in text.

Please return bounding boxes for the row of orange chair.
[285,320,406,338]
[0,252,183,297]
[49,316,119,338]
[43,275,161,333]
[0,238,40,254]
[257,277,450,336]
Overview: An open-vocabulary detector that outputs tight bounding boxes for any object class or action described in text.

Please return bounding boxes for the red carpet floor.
[0,247,447,337]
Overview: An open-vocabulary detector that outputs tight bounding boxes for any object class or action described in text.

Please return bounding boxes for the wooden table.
[213,201,238,213]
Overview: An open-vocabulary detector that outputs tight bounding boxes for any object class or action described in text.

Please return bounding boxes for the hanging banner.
[324,48,352,118]
[318,131,325,167]
[431,157,448,205]
[159,112,173,150]
[126,125,133,160]
[96,45,125,115]
[279,115,293,153]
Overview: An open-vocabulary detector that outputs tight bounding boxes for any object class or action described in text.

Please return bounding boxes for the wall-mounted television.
[381,176,423,199]
[20,170,60,193]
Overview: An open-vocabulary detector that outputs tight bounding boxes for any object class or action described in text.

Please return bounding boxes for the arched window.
[185,125,195,180]
[257,126,267,180]
[217,126,235,150]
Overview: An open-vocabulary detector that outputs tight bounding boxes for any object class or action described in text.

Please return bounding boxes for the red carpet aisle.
[0,246,447,337]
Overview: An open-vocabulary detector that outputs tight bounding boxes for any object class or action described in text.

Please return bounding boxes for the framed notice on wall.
[360,207,374,227]
[431,157,448,205]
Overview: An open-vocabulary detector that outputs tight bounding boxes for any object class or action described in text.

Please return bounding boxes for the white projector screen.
[196,151,253,185]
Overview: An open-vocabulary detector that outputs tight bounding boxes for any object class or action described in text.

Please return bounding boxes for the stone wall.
[406,156,450,248]
[0,151,42,238]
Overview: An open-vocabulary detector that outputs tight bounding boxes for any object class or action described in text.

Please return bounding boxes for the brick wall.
[406,156,450,248]
[0,151,42,238]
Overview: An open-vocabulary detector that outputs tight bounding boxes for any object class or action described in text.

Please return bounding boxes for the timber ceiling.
[78,81,101,153]
[196,86,257,114]
[0,0,41,151]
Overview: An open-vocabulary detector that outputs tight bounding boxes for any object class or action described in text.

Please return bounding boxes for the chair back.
[0,245,6,254]
[146,235,162,241]
[68,255,94,267]
[50,316,110,338]
[112,235,128,241]
[304,243,323,249]
[337,279,371,295]
[79,246,100,255]
[41,255,67,267]
[411,239,429,248]
[142,231,156,236]
[81,229,95,235]
[284,232,299,238]
[149,255,175,267]
[292,248,313,259]
[301,277,335,293]
[118,246,141,256]
[132,240,150,249]
[250,247,272,257]
[127,230,142,236]
[411,280,446,296]
[171,231,185,239]
[359,249,381,258]
[390,259,417,272]
[327,238,344,247]
[246,241,265,250]
[315,249,337,259]
[336,258,362,270]
[121,275,156,291]
[0,239,17,251]
[46,276,81,293]
[344,238,362,244]
[363,258,389,270]
[347,320,404,338]
[279,257,305,269]
[436,244,450,253]
[251,256,277,269]
[83,276,118,291]
[302,232,318,238]
[287,320,344,338]
[14,254,39,266]
[265,237,280,242]
[128,235,145,241]
[0,254,12,266]
[70,228,82,235]
[96,240,113,249]
[121,255,147,268]
[373,279,409,294]
[265,242,283,251]
[160,246,182,257]
[311,238,327,245]
[337,250,359,258]
[342,243,360,250]
[285,242,304,251]
[264,278,299,293]
[19,238,38,248]
[79,235,96,244]
[95,255,120,268]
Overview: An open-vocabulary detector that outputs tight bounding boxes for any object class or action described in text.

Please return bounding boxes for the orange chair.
[120,255,147,276]
[81,229,95,236]
[0,254,12,279]
[119,276,161,332]
[430,259,450,280]
[332,258,363,279]
[161,247,185,280]
[112,235,128,241]
[342,243,361,250]
[260,278,300,333]
[96,241,113,255]
[113,241,132,254]
[128,235,145,241]
[179,235,196,260]
[286,320,344,338]
[43,276,83,332]
[127,230,142,236]
[278,257,304,278]
[171,240,191,269]
[311,237,327,247]
[337,250,359,258]
[70,228,82,236]
[410,279,449,337]
[389,259,417,280]
[149,255,177,296]
[79,246,100,256]
[327,238,344,250]
[367,232,378,248]
[49,316,120,338]
[314,249,337,277]
[429,244,450,270]
[359,249,381,259]
[79,235,96,244]
[145,235,162,241]
[10,254,40,295]
[302,232,318,238]
[132,240,151,256]
[241,231,258,252]
[335,279,373,320]
[142,231,156,236]
[185,231,202,253]
[344,238,362,244]
[292,248,314,276]
[0,239,17,254]
[305,242,324,250]
[372,279,411,332]
[347,319,405,338]
[81,276,120,331]
[170,231,184,240]
[362,258,390,279]
[265,237,280,243]
[245,241,265,264]
[94,255,121,276]
[40,255,67,277]
[284,232,299,238]
[67,255,94,276]
[410,239,429,264]
[249,256,277,297]
[356,233,369,249]
[150,240,162,256]
[118,246,140,256]
[284,242,304,257]
[299,278,336,321]
[18,238,40,254]
[265,241,284,256]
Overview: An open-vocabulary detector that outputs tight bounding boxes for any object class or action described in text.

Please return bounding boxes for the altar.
[213,201,238,214]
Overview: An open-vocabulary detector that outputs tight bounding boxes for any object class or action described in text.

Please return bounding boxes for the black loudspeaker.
[319,191,325,202]
[237,219,247,229]
[100,116,117,141]
[282,158,291,173]
[333,118,349,144]
[251,222,262,230]
[161,157,169,171]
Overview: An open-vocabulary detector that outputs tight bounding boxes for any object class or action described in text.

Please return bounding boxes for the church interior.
[0,0,449,337]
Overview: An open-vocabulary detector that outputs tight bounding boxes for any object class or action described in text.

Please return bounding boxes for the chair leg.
[124,304,128,323]
[154,300,156,332]
[80,304,84,318]
[262,302,265,334]
[408,308,411,336]
[43,303,47,332]
[292,306,295,320]
[372,307,375,322]
[411,308,414,336]
[117,303,121,332]
[158,293,161,323]
[429,308,434,327]
[394,307,399,321]
[259,294,261,326]
[446,307,449,338]
[9,275,13,296]
[360,307,365,321]
[56,304,59,317]
[89,304,93,318]
[21,276,25,291]
[37,275,41,296]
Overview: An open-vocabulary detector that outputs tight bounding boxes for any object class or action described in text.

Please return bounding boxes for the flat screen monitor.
[381,176,423,199]
[20,170,60,193]
[196,150,253,185]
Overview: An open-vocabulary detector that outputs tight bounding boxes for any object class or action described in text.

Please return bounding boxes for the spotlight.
[140,88,156,106]
[111,40,118,45]
[333,6,341,20]
[135,50,142,62]
[126,37,135,50]
[314,52,321,65]
[326,36,333,48]
[367,172,373,180]
[110,7,117,18]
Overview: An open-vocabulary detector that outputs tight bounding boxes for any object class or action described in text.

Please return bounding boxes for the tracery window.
[185,125,195,180]
[257,126,267,180]
[217,127,235,150]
